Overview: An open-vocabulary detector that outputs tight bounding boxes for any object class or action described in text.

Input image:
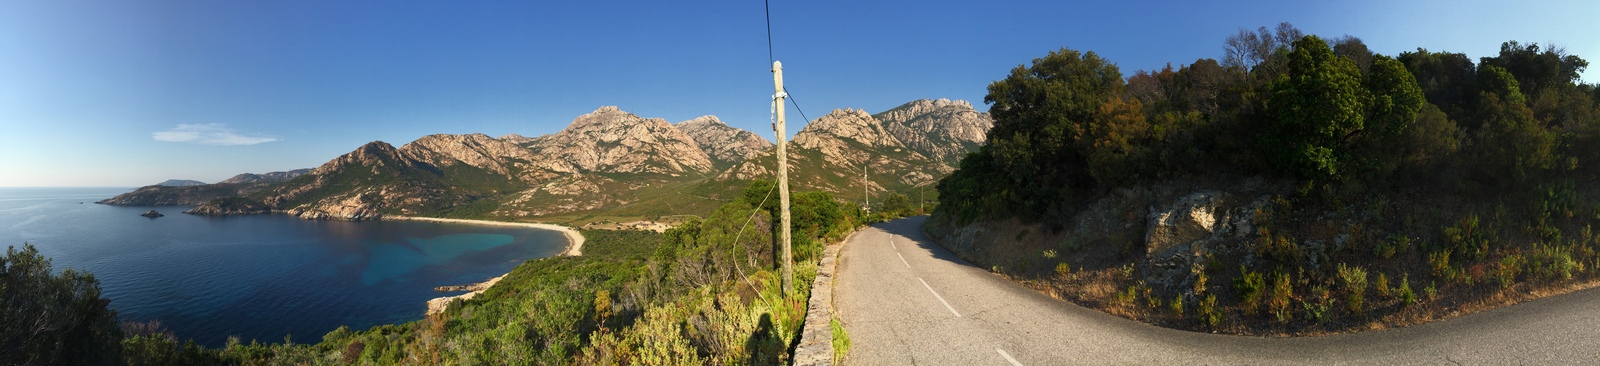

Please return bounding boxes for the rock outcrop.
[262,141,448,220]
[140,210,164,218]
[525,106,715,176]
[184,197,273,216]
[674,115,773,166]
[1141,191,1269,292]
[873,99,993,166]
[719,107,957,203]
[108,99,982,222]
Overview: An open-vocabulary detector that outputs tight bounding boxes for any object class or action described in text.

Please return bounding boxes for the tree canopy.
[937,23,1599,224]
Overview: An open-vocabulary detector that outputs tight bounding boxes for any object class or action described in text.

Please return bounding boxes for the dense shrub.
[1,243,124,365]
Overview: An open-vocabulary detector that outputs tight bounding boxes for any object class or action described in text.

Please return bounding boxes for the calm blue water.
[0,187,566,347]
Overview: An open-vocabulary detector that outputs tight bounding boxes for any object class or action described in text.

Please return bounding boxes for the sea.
[0,187,567,347]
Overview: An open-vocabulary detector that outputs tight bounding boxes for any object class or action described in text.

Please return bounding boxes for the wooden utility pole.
[863,161,870,213]
[773,61,793,297]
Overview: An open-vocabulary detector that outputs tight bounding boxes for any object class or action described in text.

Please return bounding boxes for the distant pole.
[773,61,793,297]
[863,161,870,213]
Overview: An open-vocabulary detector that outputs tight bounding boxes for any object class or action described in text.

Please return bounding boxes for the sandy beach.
[385,216,585,315]
[385,216,584,256]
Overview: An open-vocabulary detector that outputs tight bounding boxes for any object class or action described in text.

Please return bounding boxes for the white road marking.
[890,238,896,249]
[896,252,911,268]
[918,277,961,317]
[997,348,1024,366]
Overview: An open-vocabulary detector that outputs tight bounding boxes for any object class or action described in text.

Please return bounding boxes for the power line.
[765,1,811,125]
[783,86,810,125]
[764,0,774,63]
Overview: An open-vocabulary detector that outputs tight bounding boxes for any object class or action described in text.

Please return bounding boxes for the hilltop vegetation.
[930,23,1600,334]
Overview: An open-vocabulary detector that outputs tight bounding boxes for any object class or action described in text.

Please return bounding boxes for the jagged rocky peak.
[675,115,773,165]
[873,98,994,165]
[793,108,903,150]
[313,141,403,174]
[526,106,714,175]
[400,133,546,176]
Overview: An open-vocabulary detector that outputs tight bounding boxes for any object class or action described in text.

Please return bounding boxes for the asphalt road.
[834,216,1600,365]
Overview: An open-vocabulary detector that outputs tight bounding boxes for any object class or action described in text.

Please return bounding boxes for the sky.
[1,0,1595,187]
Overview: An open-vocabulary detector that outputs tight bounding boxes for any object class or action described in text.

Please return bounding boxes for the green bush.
[1497,254,1526,288]
[1199,294,1223,328]
[1374,272,1391,298]
[1398,275,1417,307]
[1443,215,1491,261]
[1268,272,1294,324]
[1336,263,1369,314]
[1234,269,1267,315]
[1526,244,1577,282]
[1,243,123,365]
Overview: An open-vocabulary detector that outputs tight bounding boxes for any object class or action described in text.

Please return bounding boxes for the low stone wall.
[792,241,843,365]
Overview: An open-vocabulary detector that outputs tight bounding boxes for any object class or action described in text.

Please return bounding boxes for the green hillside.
[929,23,1600,335]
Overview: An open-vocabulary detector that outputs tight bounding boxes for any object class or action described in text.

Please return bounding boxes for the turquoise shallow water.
[0,187,566,347]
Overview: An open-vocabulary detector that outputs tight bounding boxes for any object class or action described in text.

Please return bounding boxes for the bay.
[0,187,566,347]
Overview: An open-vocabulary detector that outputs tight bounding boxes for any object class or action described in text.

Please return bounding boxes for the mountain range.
[101,99,992,222]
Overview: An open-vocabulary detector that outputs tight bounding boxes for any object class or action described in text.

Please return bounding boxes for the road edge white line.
[997,348,1023,366]
[890,238,896,249]
[918,277,961,317]
[896,252,911,268]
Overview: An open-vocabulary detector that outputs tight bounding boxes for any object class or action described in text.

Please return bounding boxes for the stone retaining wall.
[792,241,843,365]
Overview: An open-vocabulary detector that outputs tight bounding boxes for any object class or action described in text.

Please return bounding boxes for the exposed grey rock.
[674,115,773,165]
[525,106,715,176]
[873,99,993,166]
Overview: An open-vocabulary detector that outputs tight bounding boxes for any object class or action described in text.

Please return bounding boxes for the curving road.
[834,216,1600,365]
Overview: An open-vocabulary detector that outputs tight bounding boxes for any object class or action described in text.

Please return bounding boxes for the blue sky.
[1,0,1595,187]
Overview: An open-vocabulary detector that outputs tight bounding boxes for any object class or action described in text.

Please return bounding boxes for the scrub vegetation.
[930,22,1600,335]
[6,180,887,364]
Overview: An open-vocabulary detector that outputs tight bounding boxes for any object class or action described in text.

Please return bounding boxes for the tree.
[2,243,123,365]
[1470,65,1555,189]
[982,47,1125,218]
[874,193,913,219]
[1348,55,1426,178]
[1265,35,1369,179]
[1332,35,1374,76]
[1398,49,1478,121]
[1480,41,1589,99]
[1223,22,1304,78]
[1084,96,1153,185]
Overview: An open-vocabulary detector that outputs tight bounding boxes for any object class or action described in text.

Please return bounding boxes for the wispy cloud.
[152,123,278,145]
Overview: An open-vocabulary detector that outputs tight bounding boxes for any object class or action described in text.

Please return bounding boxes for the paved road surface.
[834,216,1600,365]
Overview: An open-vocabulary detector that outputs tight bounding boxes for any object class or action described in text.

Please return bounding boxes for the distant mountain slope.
[157,179,207,187]
[873,99,993,166]
[720,107,952,204]
[218,169,312,184]
[100,100,990,223]
[523,106,714,176]
[675,115,773,167]
[98,183,258,206]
